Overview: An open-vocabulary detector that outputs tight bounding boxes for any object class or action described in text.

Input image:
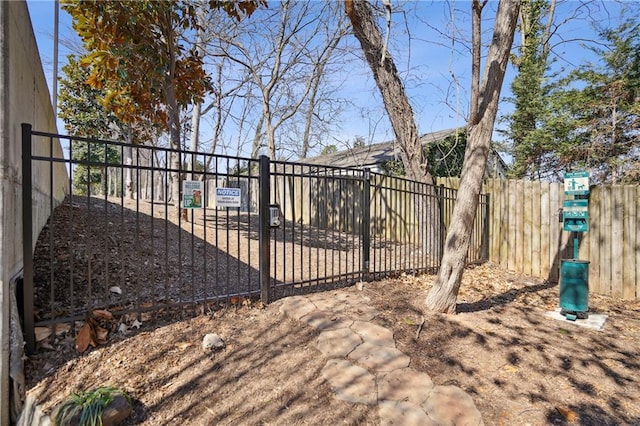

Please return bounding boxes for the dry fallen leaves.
[76,322,97,353]
[175,342,194,350]
[556,406,578,422]
[75,310,115,353]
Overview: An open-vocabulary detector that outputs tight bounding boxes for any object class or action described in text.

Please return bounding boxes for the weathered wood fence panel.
[436,177,640,300]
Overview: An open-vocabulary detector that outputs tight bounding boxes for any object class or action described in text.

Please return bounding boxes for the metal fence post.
[21,123,35,355]
[259,155,271,303]
[362,169,371,281]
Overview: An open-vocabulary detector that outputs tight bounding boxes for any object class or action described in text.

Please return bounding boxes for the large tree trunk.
[426,0,520,313]
[345,0,442,260]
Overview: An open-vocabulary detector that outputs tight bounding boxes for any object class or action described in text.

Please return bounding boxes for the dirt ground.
[23,196,640,425]
[24,260,640,425]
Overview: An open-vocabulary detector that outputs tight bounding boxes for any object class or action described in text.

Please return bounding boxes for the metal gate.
[22,124,488,353]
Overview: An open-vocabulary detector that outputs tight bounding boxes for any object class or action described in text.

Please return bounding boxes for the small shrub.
[53,386,129,426]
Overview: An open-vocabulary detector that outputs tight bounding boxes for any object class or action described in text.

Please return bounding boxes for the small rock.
[202,333,225,352]
[102,394,131,426]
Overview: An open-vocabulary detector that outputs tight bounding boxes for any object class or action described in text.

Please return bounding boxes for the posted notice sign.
[215,187,241,208]
[564,171,589,195]
[182,180,204,209]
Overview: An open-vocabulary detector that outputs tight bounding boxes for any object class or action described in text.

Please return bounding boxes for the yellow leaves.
[502,364,519,373]
[556,406,578,422]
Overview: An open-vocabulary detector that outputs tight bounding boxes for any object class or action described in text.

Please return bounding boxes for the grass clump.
[53,386,129,426]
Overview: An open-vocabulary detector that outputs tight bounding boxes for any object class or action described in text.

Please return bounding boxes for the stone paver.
[377,368,434,406]
[351,320,395,348]
[316,327,363,358]
[379,400,438,426]
[280,291,484,425]
[422,385,484,426]
[311,295,348,313]
[321,359,377,405]
[300,311,353,331]
[278,296,316,320]
[348,342,410,372]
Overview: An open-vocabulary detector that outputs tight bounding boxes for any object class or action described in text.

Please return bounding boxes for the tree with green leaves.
[502,0,556,179]
[546,17,640,184]
[62,0,264,204]
[58,55,121,195]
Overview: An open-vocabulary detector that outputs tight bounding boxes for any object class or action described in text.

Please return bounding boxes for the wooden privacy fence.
[436,177,640,300]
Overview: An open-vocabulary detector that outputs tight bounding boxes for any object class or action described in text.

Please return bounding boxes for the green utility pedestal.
[559,259,589,320]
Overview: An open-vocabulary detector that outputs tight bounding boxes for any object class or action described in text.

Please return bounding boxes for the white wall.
[0,1,68,423]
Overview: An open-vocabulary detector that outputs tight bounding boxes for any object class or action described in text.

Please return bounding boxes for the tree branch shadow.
[456,281,557,313]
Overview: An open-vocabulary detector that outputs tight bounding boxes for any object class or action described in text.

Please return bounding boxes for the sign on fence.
[183,180,204,209]
[564,171,589,195]
[215,187,242,208]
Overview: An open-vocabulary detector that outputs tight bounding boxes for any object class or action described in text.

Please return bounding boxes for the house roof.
[303,128,462,169]
[303,127,509,178]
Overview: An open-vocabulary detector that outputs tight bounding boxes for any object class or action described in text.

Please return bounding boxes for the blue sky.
[25,0,632,160]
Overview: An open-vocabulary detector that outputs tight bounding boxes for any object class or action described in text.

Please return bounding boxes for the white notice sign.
[215,187,241,208]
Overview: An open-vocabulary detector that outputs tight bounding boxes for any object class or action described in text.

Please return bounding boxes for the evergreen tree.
[58,55,121,195]
[544,17,640,183]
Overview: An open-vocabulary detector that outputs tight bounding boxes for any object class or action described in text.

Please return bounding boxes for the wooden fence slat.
[560,190,575,262]
[523,181,533,276]
[508,180,517,270]
[600,188,612,296]
[540,182,550,280]
[499,179,509,269]
[623,186,637,299]
[490,179,500,265]
[549,183,561,282]
[515,180,524,272]
[611,186,624,298]
[532,181,541,277]
[588,188,601,295]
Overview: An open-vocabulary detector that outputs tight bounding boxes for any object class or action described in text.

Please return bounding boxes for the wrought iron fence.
[21,124,488,353]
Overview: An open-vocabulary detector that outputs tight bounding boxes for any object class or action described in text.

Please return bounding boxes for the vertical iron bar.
[103,141,109,301]
[338,173,342,280]
[235,162,240,296]
[68,138,75,321]
[214,159,219,302]
[286,163,292,286]
[150,147,156,304]
[22,124,35,354]
[191,152,196,304]
[313,173,318,284]
[48,136,54,335]
[224,158,230,298]
[259,155,271,303]
[322,172,328,285]
[351,173,357,279]
[120,144,125,304]
[163,150,169,304]
[362,169,371,282]
[135,146,140,313]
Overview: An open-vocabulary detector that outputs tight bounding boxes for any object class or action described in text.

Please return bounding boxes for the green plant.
[53,386,129,426]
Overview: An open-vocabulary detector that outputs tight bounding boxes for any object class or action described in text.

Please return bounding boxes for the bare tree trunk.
[426,0,520,313]
[345,0,442,259]
[189,102,201,175]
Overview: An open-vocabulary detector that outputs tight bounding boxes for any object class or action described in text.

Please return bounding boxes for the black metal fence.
[21,124,488,353]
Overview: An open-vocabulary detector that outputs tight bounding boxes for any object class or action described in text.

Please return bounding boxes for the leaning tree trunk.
[345,0,442,260]
[426,0,520,313]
